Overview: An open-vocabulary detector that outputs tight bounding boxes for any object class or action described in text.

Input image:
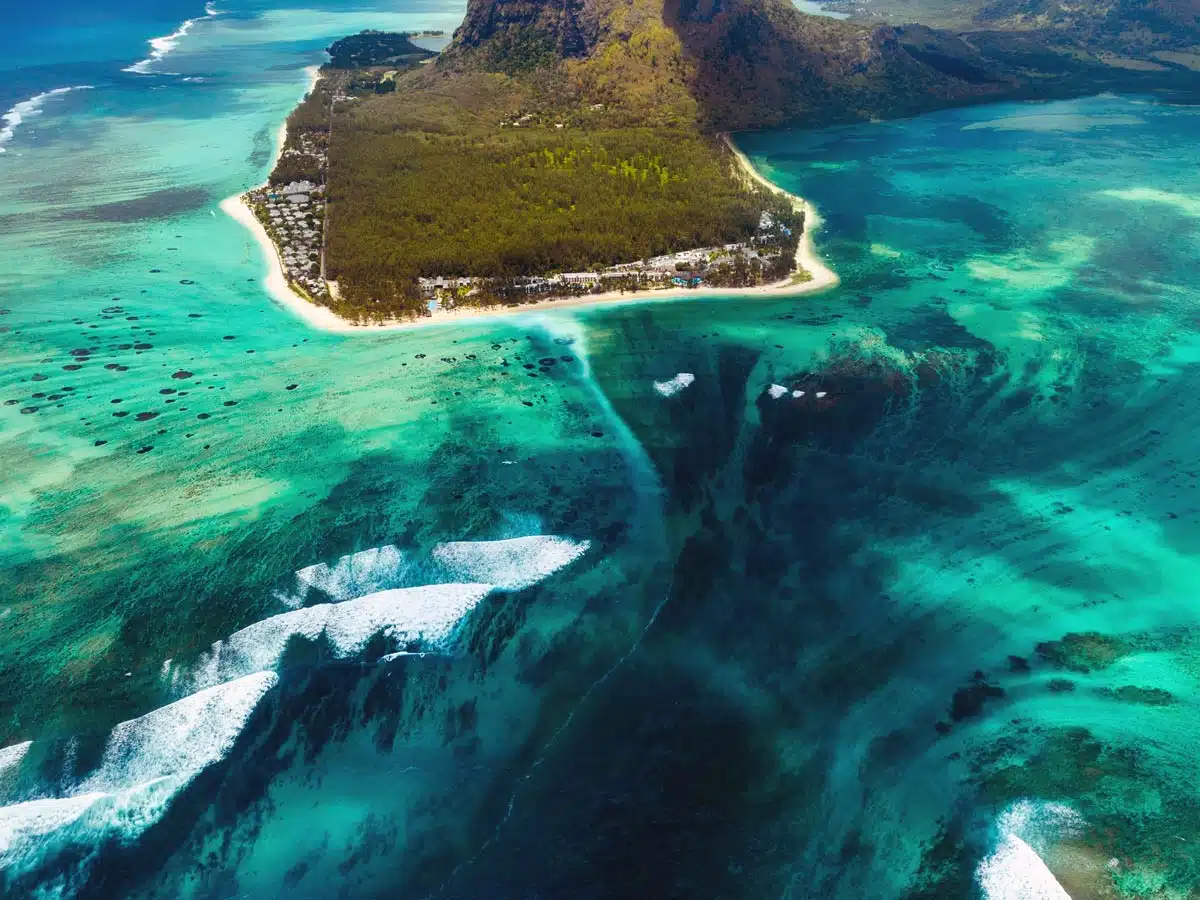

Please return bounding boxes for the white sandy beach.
[220,65,355,331]
[222,85,839,333]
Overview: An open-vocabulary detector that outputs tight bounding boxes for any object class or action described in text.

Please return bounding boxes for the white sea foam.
[173,585,493,695]
[653,373,696,397]
[977,801,1083,900]
[123,2,220,75]
[288,545,408,605]
[280,535,589,608]
[996,800,1083,849]
[977,834,1072,900]
[0,673,276,871]
[0,87,93,154]
[0,742,30,780]
[0,794,107,862]
[430,536,590,591]
[80,672,277,793]
[0,742,32,802]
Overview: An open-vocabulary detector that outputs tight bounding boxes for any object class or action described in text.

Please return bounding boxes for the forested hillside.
[327,124,768,306]
[300,0,1200,320]
[319,7,784,319]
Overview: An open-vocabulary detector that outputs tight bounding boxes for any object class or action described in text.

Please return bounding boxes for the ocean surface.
[4,1,1200,896]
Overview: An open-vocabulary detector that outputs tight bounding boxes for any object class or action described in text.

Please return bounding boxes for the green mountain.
[273,0,1200,321]
[441,0,1199,128]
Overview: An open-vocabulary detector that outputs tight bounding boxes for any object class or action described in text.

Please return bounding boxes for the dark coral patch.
[949,677,1005,721]
[1036,632,1127,673]
[1103,685,1174,706]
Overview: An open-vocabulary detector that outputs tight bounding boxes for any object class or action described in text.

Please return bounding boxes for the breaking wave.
[278,535,590,606]
[166,584,494,695]
[429,536,591,591]
[122,3,220,75]
[0,673,276,881]
[284,544,410,607]
[0,743,31,798]
[653,373,695,397]
[0,87,93,154]
[0,742,30,778]
[1,532,589,889]
[977,800,1083,900]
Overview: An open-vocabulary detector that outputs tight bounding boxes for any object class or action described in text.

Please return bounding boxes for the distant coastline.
[222,71,839,334]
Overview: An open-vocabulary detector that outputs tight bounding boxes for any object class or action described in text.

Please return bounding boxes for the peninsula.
[235,28,823,328]
[231,0,1200,328]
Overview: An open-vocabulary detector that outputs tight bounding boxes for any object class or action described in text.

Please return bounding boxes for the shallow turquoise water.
[4,4,1200,893]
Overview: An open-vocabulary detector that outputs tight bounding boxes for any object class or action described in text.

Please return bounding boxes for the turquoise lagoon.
[4,2,1200,894]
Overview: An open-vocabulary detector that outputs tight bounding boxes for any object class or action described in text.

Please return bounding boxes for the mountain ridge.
[437,0,1200,131]
[262,0,1200,321]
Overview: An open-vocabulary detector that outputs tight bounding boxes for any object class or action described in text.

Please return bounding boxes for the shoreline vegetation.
[220,0,1200,333]
[224,133,838,334]
[223,34,839,333]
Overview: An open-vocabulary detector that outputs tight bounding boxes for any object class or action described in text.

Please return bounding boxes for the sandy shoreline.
[221,65,353,331]
[222,80,840,334]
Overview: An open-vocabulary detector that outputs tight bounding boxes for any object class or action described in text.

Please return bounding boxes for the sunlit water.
[3,1,1200,894]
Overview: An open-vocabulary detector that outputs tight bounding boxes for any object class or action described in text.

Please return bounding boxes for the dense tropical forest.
[325,118,777,315]
[310,11,790,320]
[266,0,1200,320]
[326,30,437,69]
